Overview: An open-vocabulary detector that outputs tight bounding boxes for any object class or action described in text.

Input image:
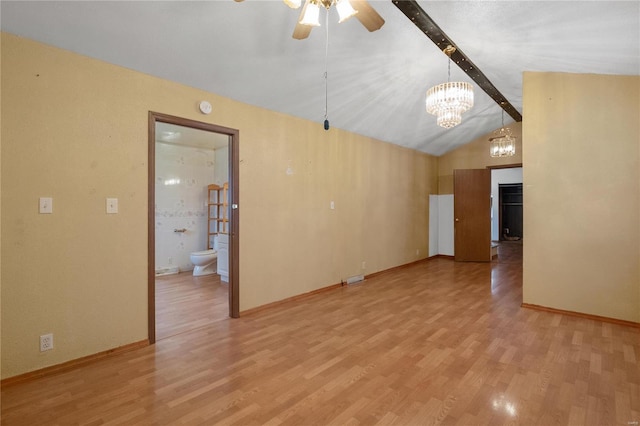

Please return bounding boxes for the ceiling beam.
[393,0,522,122]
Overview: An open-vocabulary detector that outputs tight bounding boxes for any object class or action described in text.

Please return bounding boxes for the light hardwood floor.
[156,270,229,340]
[2,243,639,425]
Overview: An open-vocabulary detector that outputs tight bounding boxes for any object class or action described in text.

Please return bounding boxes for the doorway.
[148,112,239,344]
[498,183,523,241]
[489,166,523,242]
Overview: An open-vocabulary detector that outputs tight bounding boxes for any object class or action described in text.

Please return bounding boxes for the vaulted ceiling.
[2,1,638,156]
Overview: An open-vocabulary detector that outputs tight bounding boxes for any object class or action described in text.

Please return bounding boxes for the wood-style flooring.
[156,271,229,340]
[2,242,639,425]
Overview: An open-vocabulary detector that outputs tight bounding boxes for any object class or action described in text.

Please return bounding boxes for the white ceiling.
[156,122,230,150]
[2,1,638,156]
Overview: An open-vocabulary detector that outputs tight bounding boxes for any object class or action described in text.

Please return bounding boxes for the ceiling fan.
[234,0,385,40]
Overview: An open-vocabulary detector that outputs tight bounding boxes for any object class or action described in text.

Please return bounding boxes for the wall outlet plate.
[40,333,53,351]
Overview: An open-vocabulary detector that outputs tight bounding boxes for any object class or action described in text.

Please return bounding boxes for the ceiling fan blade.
[293,22,313,40]
[350,0,385,32]
[292,0,313,40]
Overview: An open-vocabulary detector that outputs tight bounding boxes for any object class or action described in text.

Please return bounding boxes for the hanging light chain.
[323,7,330,130]
[444,45,455,84]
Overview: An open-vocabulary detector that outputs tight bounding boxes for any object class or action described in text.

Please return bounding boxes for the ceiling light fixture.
[235,0,382,40]
[299,0,321,26]
[284,0,302,8]
[489,108,516,157]
[335,0,358,23]
[426,45,474,129]
[394,0,521,123]
[298,0,357,27]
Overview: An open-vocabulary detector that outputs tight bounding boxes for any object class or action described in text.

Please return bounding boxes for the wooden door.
[454,169,491,262]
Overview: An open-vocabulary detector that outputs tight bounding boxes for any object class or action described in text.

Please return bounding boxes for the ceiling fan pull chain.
[324,8,330,131]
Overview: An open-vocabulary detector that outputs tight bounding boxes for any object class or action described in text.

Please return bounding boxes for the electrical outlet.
[40,333,53,352]
[361,261,366,270]
[416,249,420,256]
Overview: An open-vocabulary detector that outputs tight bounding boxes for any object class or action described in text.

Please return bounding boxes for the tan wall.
[523,72,639,322]
[0,33,438,378]
[438,122,522,194]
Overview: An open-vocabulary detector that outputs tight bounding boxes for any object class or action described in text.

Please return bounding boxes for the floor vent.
[346,275,365,285]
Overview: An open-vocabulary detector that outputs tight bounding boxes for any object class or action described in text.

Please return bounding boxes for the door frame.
[148,111,240,344]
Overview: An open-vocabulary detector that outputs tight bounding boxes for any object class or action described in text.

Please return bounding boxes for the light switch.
[39,197,53,214]
[106,198,118,214]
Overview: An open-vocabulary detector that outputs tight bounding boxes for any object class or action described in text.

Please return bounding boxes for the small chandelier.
[426,45,474,129]
[489,109,516,157]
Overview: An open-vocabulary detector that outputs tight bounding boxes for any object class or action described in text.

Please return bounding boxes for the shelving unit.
[207,183,229,249]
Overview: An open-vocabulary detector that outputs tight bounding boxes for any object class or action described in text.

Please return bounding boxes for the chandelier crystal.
[489,110,516,157]
[426,46,474,129]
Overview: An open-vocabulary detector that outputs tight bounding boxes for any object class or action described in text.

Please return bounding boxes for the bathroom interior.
[154,122,230,340]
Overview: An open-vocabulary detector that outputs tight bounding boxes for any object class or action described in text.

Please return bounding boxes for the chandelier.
[489,109,516,157]
[426,45,474,129]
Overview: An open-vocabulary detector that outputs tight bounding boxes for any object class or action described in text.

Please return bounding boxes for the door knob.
[455,218,459,222]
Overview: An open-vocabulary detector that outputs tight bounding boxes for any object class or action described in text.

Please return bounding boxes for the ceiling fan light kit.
[335,0,358,23]
[426,45,474,129]
[299,0,322,26]
[233,0,382,128]
[291,0,384,40]
[299,0,358,27]
[283,0,302,9]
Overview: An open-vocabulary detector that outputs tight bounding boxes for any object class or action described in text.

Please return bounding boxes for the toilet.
[189,249,218,276]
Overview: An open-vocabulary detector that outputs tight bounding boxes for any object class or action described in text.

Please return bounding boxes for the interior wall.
[438,122,522,194]
[0,32,3,380]
[523,72,639,323]
[0,33,438,379]
[214,145,229,186]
